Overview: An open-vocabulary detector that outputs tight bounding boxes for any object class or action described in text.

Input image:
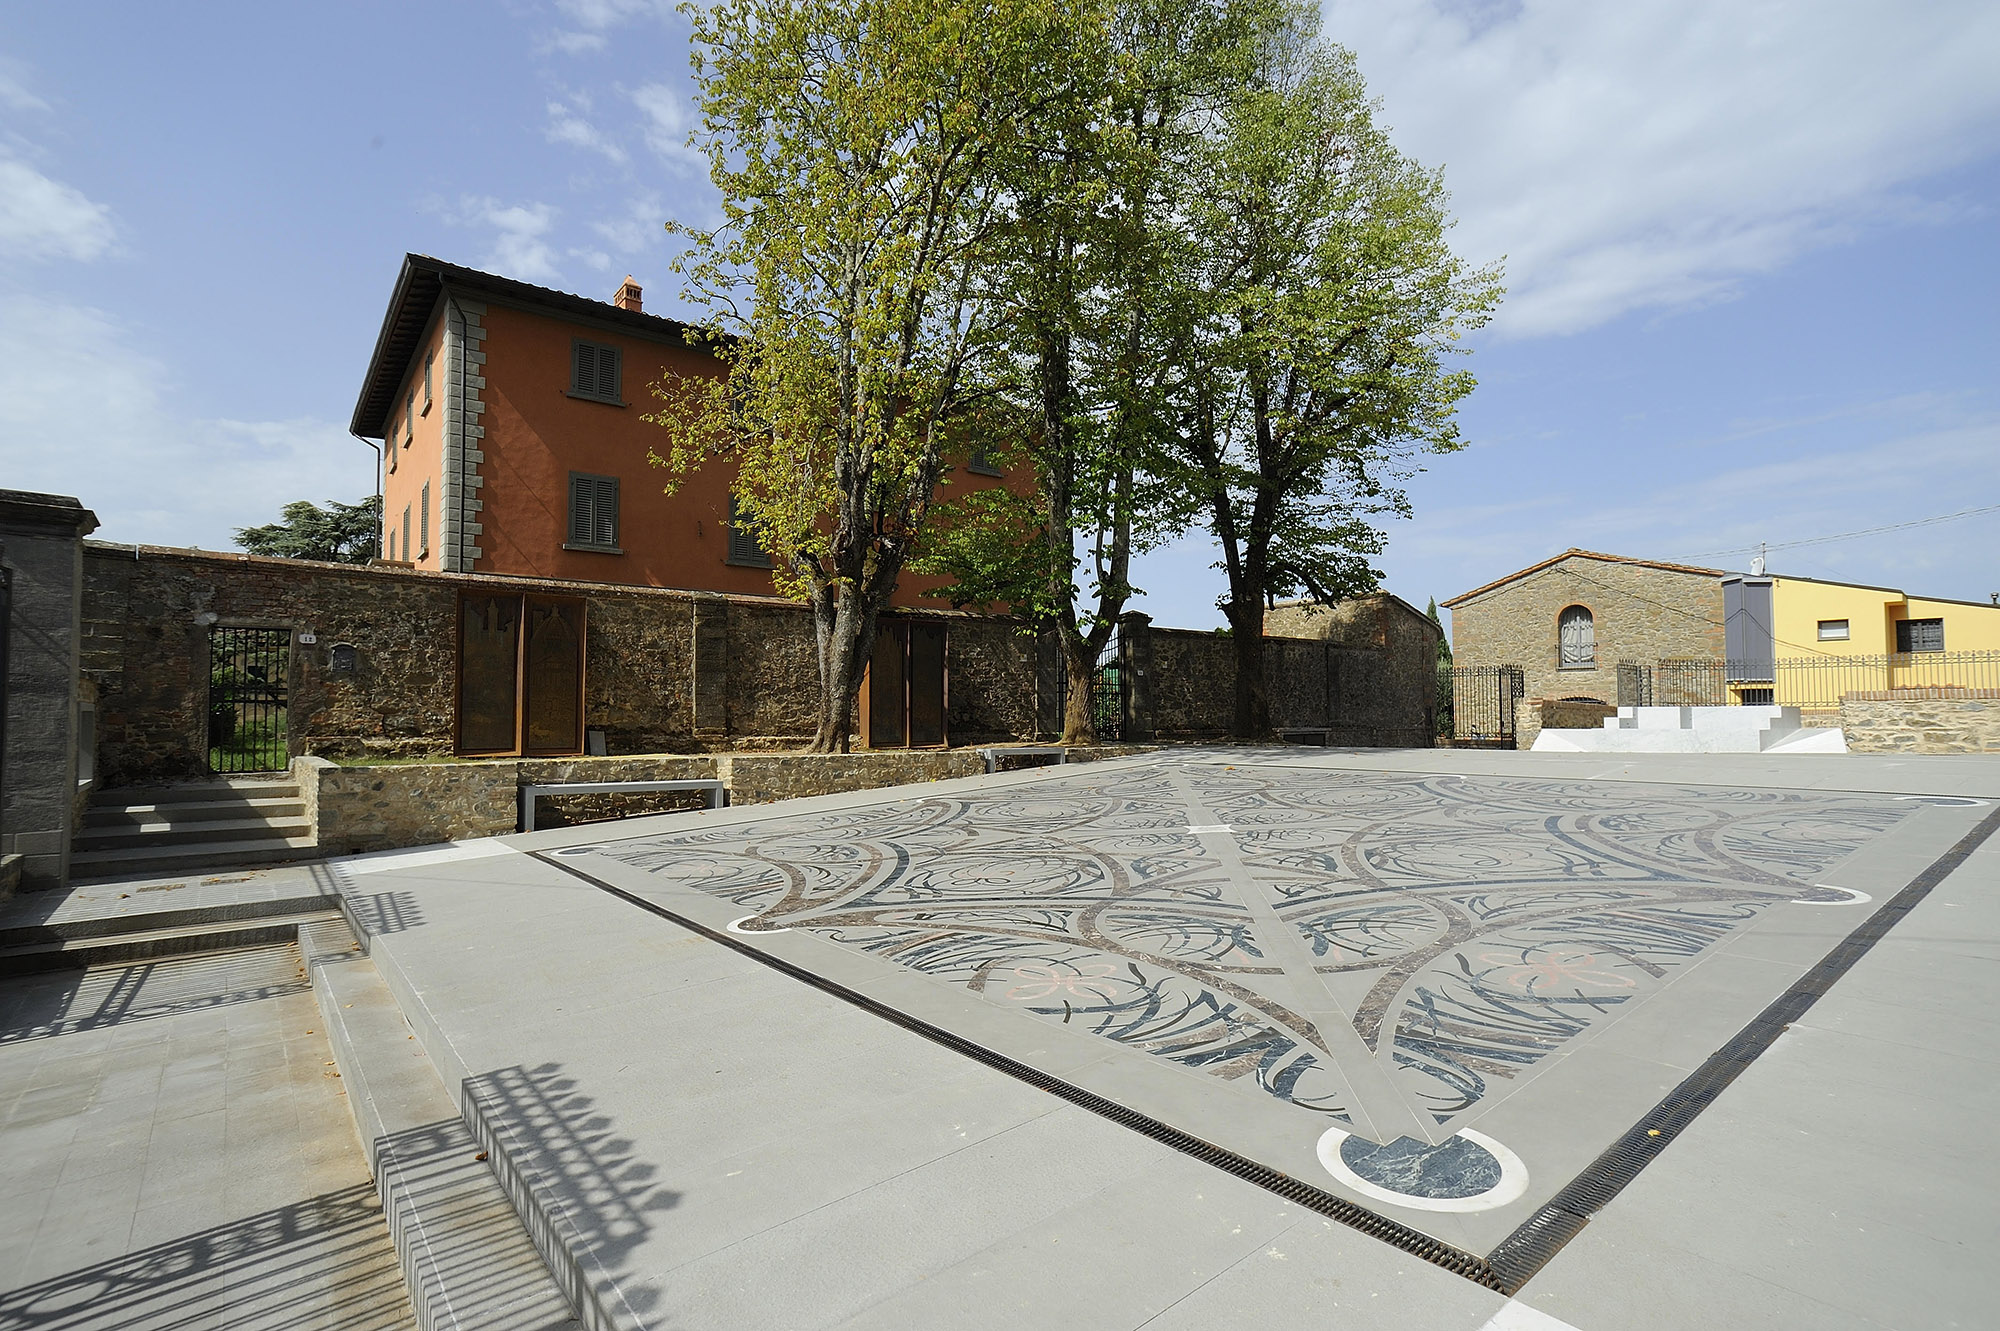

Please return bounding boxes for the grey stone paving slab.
[0,943,412,1329]
[0,860,342,937]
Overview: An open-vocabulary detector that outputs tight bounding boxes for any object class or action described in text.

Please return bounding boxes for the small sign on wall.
[327,643,358,673]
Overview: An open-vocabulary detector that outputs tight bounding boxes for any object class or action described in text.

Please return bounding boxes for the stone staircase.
[71,776,319,880]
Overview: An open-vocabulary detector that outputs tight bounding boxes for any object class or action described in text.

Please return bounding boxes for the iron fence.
[1654,659,1773,706]
[1435,659,1455,738]
[1448,664,1525,742]
[1774,649,2000,711]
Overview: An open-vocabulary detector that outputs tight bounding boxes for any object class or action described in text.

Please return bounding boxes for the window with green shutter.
[569,339,623,404]
[725,494,773,568]
[419,481,430,557]
[566,472,620,552]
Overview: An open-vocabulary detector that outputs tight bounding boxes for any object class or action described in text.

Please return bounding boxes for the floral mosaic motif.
[594,763,1909,1132]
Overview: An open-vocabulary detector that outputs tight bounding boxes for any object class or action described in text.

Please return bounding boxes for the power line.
[1674,504,2000,562]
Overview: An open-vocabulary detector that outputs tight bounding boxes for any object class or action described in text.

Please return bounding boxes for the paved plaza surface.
[1,748,1991,1330]
[0,941,413,1330]
[331,748,1995,1330]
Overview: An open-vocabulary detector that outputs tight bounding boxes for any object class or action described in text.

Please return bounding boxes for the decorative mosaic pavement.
[547,756,1985,1250]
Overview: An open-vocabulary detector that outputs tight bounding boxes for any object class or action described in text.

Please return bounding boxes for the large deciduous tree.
[653,0,1082,752]
[1163,25,1502,738]
[922,0,1285,744]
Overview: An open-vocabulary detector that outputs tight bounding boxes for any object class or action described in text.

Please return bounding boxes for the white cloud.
[630,82,704,172]
[434,196,564,283]
[590,191,667,253]
[0,155,116,261]
[544,98,628,162]
[547,0,678,51]
[545,30,607,55]
[1326,0,2000,335]
[555,0,676,29]
[0,58,50,112]
[0,294,367,549]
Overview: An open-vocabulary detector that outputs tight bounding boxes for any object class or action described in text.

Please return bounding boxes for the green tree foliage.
[1158,23,1502,737]
[233,496,382,564]
[654,0,1086,751]
[1428,596,1452,663]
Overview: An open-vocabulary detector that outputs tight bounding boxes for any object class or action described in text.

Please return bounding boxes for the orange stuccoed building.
[351,254,1012,601]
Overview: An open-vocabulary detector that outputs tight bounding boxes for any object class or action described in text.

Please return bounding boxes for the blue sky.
[3,0,1997,635]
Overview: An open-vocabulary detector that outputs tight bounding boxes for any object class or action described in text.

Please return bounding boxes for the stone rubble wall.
[301,746,1151,855]
[1514,697,1620,751]
[1838,689,2000,754]
[83,545,1039,786]
[86,545,1437,791]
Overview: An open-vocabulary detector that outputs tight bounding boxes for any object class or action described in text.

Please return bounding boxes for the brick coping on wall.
[1841,687,2000,702]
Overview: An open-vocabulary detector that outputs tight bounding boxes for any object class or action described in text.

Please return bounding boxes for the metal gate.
[1447,664,1525,743]
[208,626,291,773]
[1090,627,1124,741]
[1616,662,1654,708]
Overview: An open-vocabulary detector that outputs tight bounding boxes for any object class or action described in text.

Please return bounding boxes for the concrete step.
[84,796,306,828]
[0,891,338,948]
[75,815,315,850]
[95,778,299,805]
[70,835,322,881]
[0,908,343,976]
[302,918,581,1331]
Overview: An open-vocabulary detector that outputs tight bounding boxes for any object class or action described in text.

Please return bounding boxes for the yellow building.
[1731,573,2000,709]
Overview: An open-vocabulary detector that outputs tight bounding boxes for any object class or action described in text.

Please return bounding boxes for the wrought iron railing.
[1773,649,2000,711]
[1618,651,2000,713]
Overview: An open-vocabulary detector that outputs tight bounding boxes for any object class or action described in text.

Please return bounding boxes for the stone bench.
[518,779,726,833]
[979,746,1070,774]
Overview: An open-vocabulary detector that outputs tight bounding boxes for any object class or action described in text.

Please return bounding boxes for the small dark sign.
[327,642,358,674]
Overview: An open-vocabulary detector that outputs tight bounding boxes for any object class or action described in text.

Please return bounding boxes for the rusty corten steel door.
[860,618,948,749]
[522,597,585,756]
[906,621,947,747]
[862,621,908,749]
[456,593,585,757]
[458,594,523,755]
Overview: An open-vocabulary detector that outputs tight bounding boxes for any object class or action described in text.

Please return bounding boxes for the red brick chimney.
[613,276,642,312]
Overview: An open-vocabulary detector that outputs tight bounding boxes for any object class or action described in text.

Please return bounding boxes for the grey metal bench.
[1277,728,1332,746]
[519,779,726,832]
[979,745,1070,774]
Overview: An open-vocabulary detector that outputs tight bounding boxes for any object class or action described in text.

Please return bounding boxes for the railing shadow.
[0,1182,408,1330]
[369,1115,586,1328]
[342,889,426,939]
[461,1063,681,1323]
[0,947,309,1046]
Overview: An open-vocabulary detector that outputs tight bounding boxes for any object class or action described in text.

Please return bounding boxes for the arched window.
[1558,605,1595,668]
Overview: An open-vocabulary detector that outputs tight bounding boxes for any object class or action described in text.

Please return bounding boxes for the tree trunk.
[1059,629,1098,746]
[1226,598,1273,740]
[809,582,878,753]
